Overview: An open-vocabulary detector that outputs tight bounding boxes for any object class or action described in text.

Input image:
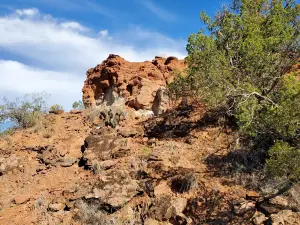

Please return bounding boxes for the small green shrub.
[49,104,63,112]
[141,146,152,158]
[72,100,85,110]
[167,70,190,101]
[0,92,49,129]
[267,141,300,181]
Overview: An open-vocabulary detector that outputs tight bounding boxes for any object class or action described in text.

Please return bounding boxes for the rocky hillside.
[0,56,300,225]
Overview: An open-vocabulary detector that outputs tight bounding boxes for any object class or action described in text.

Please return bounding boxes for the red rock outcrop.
[82,54,186,111]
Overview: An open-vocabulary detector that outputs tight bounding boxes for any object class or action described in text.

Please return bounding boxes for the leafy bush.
[267,141,300,181]
[170,0,300,181]
[0,92,49,129]
[167,70,191,101]
[49,104,63,112]
[72,100,85,110]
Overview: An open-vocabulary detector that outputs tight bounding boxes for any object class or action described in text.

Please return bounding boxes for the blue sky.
[0,0,236,111]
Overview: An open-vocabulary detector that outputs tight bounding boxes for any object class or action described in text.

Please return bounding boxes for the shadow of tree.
[142,101,231,139]
[184,190,255,225]
[205,148,266,178]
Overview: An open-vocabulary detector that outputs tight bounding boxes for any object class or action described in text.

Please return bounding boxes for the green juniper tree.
[170,0,300,180]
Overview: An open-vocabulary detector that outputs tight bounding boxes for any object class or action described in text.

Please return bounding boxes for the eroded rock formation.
[82,54,186,114]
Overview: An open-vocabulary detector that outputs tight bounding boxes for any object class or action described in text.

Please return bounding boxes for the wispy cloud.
[15,8,39,16]
[60,21,88,32]
[19,0,114,17]
[0,8,186,109]
[98,29,109,37]
[140,0,177,22]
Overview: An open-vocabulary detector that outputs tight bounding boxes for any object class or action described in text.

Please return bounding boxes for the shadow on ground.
[142,101,232,139]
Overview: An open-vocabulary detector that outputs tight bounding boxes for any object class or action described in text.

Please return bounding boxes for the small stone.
[186,217,193,224]
[93,188,106,199]
[48,203,65,212]
[165,198,187,219]
[97,160,118,170]
[233,201,256,215]
[246,191,260,201]
[13,194,31,204]
[260,202,282,215]
[85,193,94,199]
[154,181,172,197]
[269,210,295,225]
[252,211,268,225]
[269,196,289,208]
[60,158,77,167]
[70,110,82,114]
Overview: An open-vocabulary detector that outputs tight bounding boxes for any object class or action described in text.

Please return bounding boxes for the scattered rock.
[269,210,300,225]
[13,194,31,204]
[38,149,78,167]
[92,172,141,208]
[150,195,188,221]
[233,200,256,215]
[269,196,289,208]
[252,211,268,225]
[70,110,82,114]
[154,181,172,197]
[165,198,187,219]
[0,155,20,175]
[118,126,144,138]
[260,202,282,215]
[48,203,65,212]
[94,159,118,171]
[59,158,78,167]
[246,191,260,201]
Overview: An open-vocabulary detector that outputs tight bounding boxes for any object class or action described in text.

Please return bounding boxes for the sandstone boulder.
[82,55,186,114]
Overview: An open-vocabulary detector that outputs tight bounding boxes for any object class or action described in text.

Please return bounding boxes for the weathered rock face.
[82,54,186,114]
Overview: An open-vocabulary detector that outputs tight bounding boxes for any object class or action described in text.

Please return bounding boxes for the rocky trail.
[0,55,299,225]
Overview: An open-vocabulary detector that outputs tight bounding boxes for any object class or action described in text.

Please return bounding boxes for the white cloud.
[15,8,39,17]
[60,21,87,32]
[140,1,177,22]
[0,8,186,110]
[98,29,108,37]
[0,60,83,109]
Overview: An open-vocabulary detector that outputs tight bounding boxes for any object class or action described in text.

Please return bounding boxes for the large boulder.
[82,55,186,113]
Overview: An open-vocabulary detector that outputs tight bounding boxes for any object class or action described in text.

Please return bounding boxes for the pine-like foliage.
[171,0,300,179]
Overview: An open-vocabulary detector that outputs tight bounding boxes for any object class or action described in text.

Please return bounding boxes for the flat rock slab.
[13,194,31,204]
